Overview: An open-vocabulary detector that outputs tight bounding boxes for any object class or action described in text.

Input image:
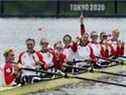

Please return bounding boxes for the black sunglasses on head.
[103,35,108,38]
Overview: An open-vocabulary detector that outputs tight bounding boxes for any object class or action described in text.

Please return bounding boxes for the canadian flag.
[4,63,14,85]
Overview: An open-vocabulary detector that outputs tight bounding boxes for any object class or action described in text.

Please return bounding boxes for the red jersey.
[52,53,66,70]
[4,62,14,85]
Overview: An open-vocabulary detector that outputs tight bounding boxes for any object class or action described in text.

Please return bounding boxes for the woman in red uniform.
[3,49,16,85]
[110,28,125,57]
[109,28,125,62]
[52,41,67,72]
[99,32,111,60]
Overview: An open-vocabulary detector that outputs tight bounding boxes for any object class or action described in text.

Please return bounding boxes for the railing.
[0,0,126,17]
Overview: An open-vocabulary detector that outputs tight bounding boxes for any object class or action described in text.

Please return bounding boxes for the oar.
[87,59,126,77]
[64,65,89,70]
[65,74,126,87]
[96,56,126,65]
[22,68,126,87]
[65,64,126,77]
[118,56,126,59]
[67,59,91,64]
[95,70,126,77]
[22,68,64,76]
[67,59,93,72]
[23,66,126,79]
[64,65,89,73]
[96,56,120,63]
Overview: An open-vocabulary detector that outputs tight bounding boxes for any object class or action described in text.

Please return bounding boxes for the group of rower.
[0,15,125,86]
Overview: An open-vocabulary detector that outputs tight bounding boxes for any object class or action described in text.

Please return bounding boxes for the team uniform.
[108,39,125,62]
[75,42,96,68]
[63,42,78,62]
[4,62,15,85]
[111,40,124,57]
[100,43,111,60]
[52,52,67,70]
[18,50,40,77]
[89,42,100,57]
[90,39,112,66]
[36,48,54,71]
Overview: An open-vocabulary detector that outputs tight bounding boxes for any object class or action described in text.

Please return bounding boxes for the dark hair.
[63,34,72,43]
[25,38,35,45]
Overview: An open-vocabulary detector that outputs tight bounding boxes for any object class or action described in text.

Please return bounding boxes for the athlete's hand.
[17,63,22,69]
[122,41,125,47]
[80,13,84,24]
[75,36,80,43]
[43,64,48,70]
[117,40,122,47]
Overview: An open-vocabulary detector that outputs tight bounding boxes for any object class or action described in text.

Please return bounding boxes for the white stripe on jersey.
[77,45,91,60]
[89,43,100,56]
[39,52,53,67]
[63,48,78,61]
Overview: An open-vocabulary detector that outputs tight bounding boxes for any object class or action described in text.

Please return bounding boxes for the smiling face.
[4,49,15,63]
[54,41,63,54]
[100,32,108,41]
[26,39,35,52]
[90,32,98,43]
[41,42,49,50]
[91,35,98,42]
[63,34,72,46]
[7,51,15,62]
[40,38,49,51]
[112,31,119,40]
[81,33,89,44]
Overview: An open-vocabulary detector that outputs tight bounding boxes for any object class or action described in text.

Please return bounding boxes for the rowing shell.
[0,85,20,91]
[1,62,126,95]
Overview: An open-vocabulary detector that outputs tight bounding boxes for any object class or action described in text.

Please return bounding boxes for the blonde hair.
[3,48,13,58]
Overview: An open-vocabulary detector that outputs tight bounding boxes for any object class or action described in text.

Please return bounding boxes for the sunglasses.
[91,35,98,37]
[27,43,34,46]
[103,35,108,38]
[55,47,63,51]
[41,42,49,45]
